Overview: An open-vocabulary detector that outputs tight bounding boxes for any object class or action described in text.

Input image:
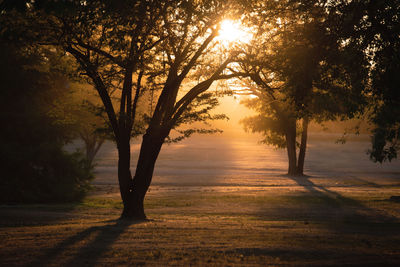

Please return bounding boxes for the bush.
[0,43,94,203]
[0,148,93,203]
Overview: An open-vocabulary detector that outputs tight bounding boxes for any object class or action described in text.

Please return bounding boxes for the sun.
[217,19,252,44]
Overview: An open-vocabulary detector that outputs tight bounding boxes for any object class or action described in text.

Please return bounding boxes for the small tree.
[63,84,110,167]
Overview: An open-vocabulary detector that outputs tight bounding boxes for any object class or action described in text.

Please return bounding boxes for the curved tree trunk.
[297,117,309,176]
[285,119,297,176]
[119,130,166,220]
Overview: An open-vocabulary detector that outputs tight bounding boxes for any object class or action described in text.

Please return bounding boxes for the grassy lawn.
[1,177,399,266]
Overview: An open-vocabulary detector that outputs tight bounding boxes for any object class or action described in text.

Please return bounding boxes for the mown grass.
[0,183,399,266]
[78,198,123,209]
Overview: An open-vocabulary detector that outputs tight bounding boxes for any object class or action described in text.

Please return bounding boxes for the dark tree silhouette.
[332,0,400,162]
[0,43,93,203]
[238,0,368,176]
[1,0,240,218]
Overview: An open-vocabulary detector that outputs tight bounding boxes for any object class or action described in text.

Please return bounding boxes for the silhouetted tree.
[238,0,368,175]
[118,1,239,219]
[2,0,240,219]
[331,0,400,162]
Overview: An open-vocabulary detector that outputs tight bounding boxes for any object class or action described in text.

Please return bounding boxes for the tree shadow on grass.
[349,177,382,188]
[284,175,399,231]
[26,219,146,267]
[241,175,400,264]
[0,203,80,227]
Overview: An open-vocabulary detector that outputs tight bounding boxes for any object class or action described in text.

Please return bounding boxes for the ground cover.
[1,176,399,266]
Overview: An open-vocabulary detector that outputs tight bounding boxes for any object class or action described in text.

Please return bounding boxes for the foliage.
[1,0,244,218]
[143,0,241,139]
[326,0,400,162]
[234,0,369,175]
[0,43,93,203]
[240,0,367,122]
[166,92,229,143]
[241,98,291,149]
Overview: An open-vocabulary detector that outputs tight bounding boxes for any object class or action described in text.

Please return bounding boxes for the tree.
[76,97,108,168]
[3,0,240,219]
[331,0,400,162]
[60,83,110,168]
[238,0,368,175]
[0,43,93,203]
[116,1,239,219]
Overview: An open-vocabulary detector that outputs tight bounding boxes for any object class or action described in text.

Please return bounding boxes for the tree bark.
[117,134,135,219]
[297,117,309,176]
[119,129,166,220]
[285,119,297,176]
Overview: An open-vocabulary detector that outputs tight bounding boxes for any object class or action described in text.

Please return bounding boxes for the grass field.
[1,133,400,266]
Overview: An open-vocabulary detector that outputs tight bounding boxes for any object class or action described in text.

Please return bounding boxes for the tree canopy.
[340,0,400,162]
[236,0,368,175]
[1,0,243,218]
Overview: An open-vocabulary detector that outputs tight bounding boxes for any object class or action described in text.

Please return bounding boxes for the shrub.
[0,43,94,203]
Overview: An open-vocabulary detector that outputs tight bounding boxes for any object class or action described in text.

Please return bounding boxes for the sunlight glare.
[218,19,252,44]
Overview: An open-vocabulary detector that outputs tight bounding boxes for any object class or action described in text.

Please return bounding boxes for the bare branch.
[178,27,219,79]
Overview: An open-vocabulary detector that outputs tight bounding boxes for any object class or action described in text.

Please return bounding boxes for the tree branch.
[130,69,144,133]
[216,72,249,80]
[170,57,233,126]
[66,45,120,140]
[178,27,219,80]
[71,40,125,68]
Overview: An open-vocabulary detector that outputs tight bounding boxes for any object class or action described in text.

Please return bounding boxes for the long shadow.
[286,175,399,230]
[0,202,81,227]
[290,175,360,205]
[26,219,145,267]
[350,177,383,188]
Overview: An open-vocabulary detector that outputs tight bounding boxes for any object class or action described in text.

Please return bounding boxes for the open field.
[1,133,400,266]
